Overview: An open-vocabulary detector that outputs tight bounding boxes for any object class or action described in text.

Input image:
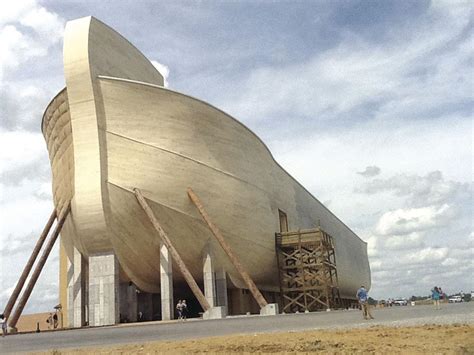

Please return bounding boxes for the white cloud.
[0,1,63,314]
[376,204,453,236]
[0,0,64,79]
[0,130,46,174]
[403,247,449,264]
[357,171,471,206]
[384,233,425,251]
[0,0,36,25]
[151,60,170,87]
[441,258,459,267]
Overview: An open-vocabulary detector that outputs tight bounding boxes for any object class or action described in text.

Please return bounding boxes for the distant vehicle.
[393,299,408,306]
[448,295,463,303]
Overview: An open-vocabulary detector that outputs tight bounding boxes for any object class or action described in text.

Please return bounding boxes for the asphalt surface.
[2,303,473,353]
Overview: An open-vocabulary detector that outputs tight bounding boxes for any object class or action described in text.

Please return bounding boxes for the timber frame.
[276,227,340,313]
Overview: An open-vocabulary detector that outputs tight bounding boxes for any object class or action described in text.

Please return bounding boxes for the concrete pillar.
[88,252,119,326]
[66,254,74,327]
[202,244,216,307]
[127,283,138,322]
[201,244,226,320]
[67,246,85,328]
[160,241,173,320]
[215,269,228,313]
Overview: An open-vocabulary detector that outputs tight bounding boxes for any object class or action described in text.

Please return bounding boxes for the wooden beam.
[2,209,57,321]
[8,204,70,329]
[133,188,210,312]
[187,187,268,308]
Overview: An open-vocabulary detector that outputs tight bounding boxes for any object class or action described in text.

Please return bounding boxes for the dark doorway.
[279,209,288,232]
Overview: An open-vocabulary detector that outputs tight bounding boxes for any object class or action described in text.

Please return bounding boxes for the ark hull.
[97,76,370,299]
[41,16,370,324]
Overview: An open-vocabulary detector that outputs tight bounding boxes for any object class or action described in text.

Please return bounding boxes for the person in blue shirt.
[356,285,374,320]
[431,286,441,310]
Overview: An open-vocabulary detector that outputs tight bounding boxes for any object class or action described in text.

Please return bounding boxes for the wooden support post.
[187,187,268,309]
[8,204,70,329]
[133,188,210,312]
[3,209,57,321]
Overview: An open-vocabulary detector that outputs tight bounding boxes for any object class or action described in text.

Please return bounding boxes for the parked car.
[393,299,408,306]
[448,295,463,303]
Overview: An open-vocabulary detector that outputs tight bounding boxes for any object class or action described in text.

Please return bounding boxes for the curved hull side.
[104,132,279,292]
[42,89,80,258]
[98,77,370,298]
[62,16,165,253]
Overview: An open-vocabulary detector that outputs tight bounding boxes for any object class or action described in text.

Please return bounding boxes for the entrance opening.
[278,209,288,232]
[173,281,204,319]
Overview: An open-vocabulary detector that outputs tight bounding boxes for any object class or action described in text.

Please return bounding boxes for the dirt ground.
[44,324,474,354]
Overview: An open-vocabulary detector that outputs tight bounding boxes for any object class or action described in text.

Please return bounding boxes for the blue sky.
[0,0,472,313]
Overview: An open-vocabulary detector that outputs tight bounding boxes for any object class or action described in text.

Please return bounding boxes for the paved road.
[2,303,473,353]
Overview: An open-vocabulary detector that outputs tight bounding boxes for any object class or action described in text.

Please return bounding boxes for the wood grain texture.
[42,17,370,309]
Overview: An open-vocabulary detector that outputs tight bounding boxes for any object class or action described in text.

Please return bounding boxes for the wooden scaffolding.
[276,227,340,313]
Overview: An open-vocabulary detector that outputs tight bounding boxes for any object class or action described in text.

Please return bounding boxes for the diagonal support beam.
[3,209,57,322]
[133,188,210,312]
[8,204,70,329]
[187,187,268,309]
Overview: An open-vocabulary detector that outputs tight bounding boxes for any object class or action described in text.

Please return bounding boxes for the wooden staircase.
[275,227,340,313]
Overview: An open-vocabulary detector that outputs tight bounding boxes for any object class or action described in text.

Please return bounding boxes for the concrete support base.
[67,246,85,328]
[202,243,217,308]
[203,306,226,319]
[202,243,226,319]
[260,303,279,316]
[88,252,119,326]
[160,242,174,320]
[7,326,17,334]
[215,269,228,313]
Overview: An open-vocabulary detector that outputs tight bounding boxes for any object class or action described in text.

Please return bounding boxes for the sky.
[0,0,472,314]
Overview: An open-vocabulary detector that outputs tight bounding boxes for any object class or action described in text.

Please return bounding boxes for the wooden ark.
[42,17,370,321]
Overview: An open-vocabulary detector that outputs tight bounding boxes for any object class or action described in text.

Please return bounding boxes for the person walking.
[0,313,7,337]
[182,299,188,320]
[176,300,183,320]
[432,286,441,310]
[356,285,374,320]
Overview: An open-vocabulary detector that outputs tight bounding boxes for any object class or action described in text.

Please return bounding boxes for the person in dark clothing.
[181,299,188,320]
[176,300,184,320]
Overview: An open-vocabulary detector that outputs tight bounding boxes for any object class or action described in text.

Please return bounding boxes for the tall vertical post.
[160,242,174,320]
[8,205,70,330]
[72,247,85,327]
[215,269,228,312]
[88,252,120,326]
[67,256,74,327]
[3,210,56,321]
[202,243,217,308]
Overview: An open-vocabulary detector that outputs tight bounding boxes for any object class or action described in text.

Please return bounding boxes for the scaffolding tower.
[275,227,340,313]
